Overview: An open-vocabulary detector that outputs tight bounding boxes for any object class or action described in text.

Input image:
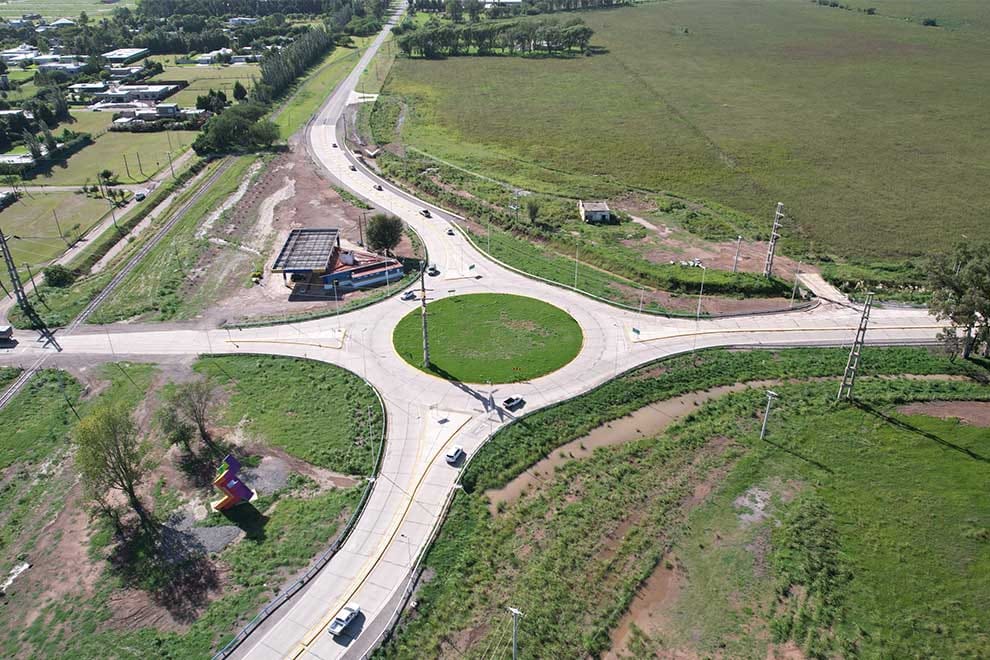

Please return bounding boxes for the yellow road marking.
[287,412,473,659]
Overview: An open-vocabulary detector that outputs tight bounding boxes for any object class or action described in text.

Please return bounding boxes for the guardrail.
[211,366,388,660]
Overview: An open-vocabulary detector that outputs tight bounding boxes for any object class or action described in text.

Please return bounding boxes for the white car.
[328,603,360,637]
[445,445,465,465]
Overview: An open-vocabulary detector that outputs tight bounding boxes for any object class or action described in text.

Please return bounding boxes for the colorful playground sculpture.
[212,454,257,512]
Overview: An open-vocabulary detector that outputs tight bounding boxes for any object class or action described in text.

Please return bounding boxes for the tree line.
[253,26,336,102]
[396,16,594,57]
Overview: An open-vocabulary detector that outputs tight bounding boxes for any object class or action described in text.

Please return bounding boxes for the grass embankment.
[196,355,383,475]
[392,293,583,383]
[382,347,990,658]
[274,41,367,138]
[1,355,380,658]
[380,0,990,259]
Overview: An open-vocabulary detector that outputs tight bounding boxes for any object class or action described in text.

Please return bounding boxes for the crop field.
[26,111,196,186]
[381,0,990,258]
[383,348,990,658]
[392,293,583,383]
[150,62,262,108]
[0,0,136,18]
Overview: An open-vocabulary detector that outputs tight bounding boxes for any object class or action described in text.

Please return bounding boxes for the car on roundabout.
[401,290,417,301]
[420,209,432,218]
[503,397,525,411]
[445,445,465,465]
[427,265,440,277]
[349,164,357,171]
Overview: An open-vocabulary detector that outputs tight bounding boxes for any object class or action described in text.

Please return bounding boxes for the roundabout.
[392,293,583,383]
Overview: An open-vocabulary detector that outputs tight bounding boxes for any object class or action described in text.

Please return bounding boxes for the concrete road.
[0,4,945,659]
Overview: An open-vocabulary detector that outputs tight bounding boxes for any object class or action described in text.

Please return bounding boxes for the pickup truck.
[328,603,360,637]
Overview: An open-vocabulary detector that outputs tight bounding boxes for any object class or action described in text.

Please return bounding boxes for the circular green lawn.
[392,293,583,383]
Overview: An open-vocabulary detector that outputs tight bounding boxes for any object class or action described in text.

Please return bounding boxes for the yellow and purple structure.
[212,454,257,511]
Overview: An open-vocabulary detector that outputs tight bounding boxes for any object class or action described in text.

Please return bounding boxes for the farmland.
[383,348,990,658]
[380,0,990,258]
[0,0,136,19]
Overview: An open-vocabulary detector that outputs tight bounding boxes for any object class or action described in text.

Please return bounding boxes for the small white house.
[578,200,612,223]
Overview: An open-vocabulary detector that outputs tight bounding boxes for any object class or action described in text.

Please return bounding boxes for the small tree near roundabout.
[366,213,404,254]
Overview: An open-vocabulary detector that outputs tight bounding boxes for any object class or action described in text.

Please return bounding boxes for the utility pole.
[695,265,707,320]
[763,202,784,278]
[732,235,742,273]
[23,262,42,302]
[508,607,524,660]
[0,231,59,350]
[358,212,365,247]
[122,153,132,179]
[837,292,873,401]
[167,150,176,179]
[52,209,67,246]
[420,274,430,368]
[136,151,144,176]
[760,390,779,440]
[574,242,579,290]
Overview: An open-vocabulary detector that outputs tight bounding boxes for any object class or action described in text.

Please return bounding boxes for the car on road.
[420,209,431,218]
[427,265,440,277]
[502,397,525,411]
[349,165,357,171]
[373,184,383,191]
[446,228,455,236]
[332,142,338,148]
[134,190,147,202]
[328,603,360,637]
[401,290,416,301]
[445,445,465,465]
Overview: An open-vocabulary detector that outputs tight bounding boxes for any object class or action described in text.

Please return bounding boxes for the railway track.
[0,157,234,410]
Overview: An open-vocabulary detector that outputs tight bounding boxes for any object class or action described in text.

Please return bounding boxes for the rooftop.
[272,228,341,273]
[581,200,611,212]
[102,47,149,59]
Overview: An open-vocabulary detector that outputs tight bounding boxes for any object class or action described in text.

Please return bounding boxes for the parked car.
[373,184,383,191]
[0,325,12,341]
[446,228,455,236]
[502,397,525,411]
[427,265,440,277]
[401,290,416,301]
[328,603,360,637]
[445,445,465,465]
[349,164,357,171]
[420,209,431,218]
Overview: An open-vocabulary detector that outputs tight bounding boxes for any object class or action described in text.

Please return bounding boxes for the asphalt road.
[0,5,947,659]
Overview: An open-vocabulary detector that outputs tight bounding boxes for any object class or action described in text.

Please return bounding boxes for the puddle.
[605,555,682,659]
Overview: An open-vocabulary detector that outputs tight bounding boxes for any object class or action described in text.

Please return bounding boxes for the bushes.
[43,265,76,288]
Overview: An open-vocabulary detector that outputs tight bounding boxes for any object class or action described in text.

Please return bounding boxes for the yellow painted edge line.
[288,412,474,659]
[629,324,946,343]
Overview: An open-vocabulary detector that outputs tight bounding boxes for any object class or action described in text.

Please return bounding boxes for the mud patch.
[734,487,772,526]
[606,556,684,659]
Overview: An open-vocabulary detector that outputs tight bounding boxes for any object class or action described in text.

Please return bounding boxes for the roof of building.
[272,228,341,273]
[101,47,149,59]
[581,200,611,212]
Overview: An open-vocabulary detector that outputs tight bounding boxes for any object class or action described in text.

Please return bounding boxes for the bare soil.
[192,138,419,326]
[896,400,990,427]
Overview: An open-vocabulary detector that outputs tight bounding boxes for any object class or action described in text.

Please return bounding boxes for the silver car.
[328,603,360,637]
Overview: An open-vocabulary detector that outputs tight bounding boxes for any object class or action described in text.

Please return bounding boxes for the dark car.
[502,397,525,411]
[446,228,455,236]
[332,142,338,148]
[349,164,357,171]
[420,209,431,218]
[373,184,383,191]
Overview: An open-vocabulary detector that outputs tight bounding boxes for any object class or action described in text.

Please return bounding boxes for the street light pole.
[732,235,742,273]
[760,390,779,440]
[789,259,802,307]
[695,265,707,320]
[508,607,524,660]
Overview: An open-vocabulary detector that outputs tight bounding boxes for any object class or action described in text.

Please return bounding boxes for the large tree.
[75,401,153,532]
[928,241,990,359]
[366,213,404,254]
[162,379,222,454]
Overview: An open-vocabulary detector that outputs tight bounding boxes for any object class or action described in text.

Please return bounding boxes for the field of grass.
[25,111,196,186]
[0,355,372,658]
[380,0,990,259]
[0,191,111,280]
[0,0,136,18]
[150,62,262,108]
[196,354,383,475]
[392,293,583,383]
[383,348,990,658]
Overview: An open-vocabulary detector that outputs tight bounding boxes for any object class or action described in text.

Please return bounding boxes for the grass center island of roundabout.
[392,293,583,383]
